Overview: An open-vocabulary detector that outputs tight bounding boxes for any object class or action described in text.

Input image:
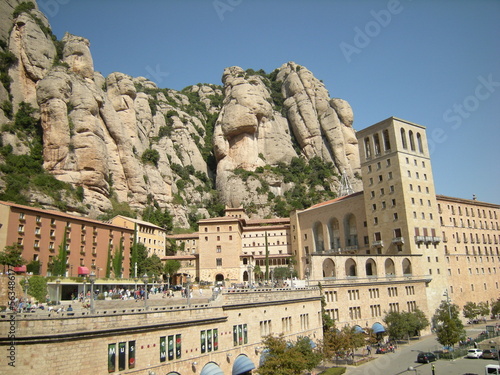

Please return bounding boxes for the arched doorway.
[385,259,395,275]
[322,258,335,278]
[365,258,377,276]
[215,273,225,285]
[345,258,357,277]
[402,258,412,275]
[313,222,325,253]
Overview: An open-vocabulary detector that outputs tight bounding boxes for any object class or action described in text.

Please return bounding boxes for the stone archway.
[345,258,357,277]
[322,258,335,278]
[365,258,377,276]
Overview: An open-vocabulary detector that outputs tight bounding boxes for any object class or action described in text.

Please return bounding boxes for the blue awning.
[372,322,386,334]
[354,325,364,333]
[232,355,256,375]
[200,362,224,375]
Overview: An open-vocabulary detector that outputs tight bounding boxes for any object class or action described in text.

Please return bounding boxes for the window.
[216,258,222,266]
[216,246,221,253]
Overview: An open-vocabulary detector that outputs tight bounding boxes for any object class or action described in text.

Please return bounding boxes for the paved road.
[344,325,499,375]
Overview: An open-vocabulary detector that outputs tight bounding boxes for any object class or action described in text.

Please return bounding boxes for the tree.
[143,254,163,277]
[258,334,320,375]
[477,301,490,318]
[433,301,466,348]
[25,275,47,302]
[0,243,26,271]
[384,311,410,341]
[26,260,41,275]
[51,231,68,277]
[253,264,263,282]
[105,243,112,278]
[112,238,124,278]
[384,309,429,341]
[163,259,181,278]
[463,302,479,321]
[491,298,500,317]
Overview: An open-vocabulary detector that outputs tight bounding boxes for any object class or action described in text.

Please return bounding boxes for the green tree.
[462,302,479,321]
[25,275,47,302]
[0,243,26,272]
[433,301,466,348]
[163,259,181,277]
[51,231,68,276]
[112,238,124,278]
[105,243,112,278]
[141,148,160,167]
[477,301,490,318]
[258,334,320,375]
[26,259,41,275]
[491,298,500,317]
[384,310,410,341]
[143,254,163,277]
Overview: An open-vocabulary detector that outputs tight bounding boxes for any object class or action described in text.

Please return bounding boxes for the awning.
[77,266,90,275]
[372,322,386,334]
[354,325,365,334]
[200,362,224,375]
[13,265,26,273]
[232,355,256,375]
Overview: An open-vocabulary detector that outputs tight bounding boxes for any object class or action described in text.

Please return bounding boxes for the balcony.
[371,240,384,248]
[415,236,426,244]
[432,236,441,244]
[391,237,404,245]
[424,236,433,244]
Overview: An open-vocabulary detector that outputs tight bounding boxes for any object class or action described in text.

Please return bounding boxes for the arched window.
[364,137,372,158]
[322,258,335,278]
[402,258,412,275]
[400,128,407,149]
[344,214,358,249]
[383,129,391,151]
[385,258,395,275]
[373,133,381,155]
[365,258,377,276]
[345,258,357,277]
[409,130,416,151]
[313,222,325,253]
[416,132,423,153]
[328,218,341,251]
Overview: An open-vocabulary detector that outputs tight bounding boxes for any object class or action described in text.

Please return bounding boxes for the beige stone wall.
[0,288,322,374]
[438,195,500,313]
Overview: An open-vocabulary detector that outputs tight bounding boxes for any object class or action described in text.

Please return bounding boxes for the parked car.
[376,346,388,354]
[467,348,483,358]
[417,352,437,363]
[481,349,499,359]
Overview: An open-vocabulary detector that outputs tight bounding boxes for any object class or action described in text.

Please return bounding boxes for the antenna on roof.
[338,170,354,197]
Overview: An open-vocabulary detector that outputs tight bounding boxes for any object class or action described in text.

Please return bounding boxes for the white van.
[486,364,500,374]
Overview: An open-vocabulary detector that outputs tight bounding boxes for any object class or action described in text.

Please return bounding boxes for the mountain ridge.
[0,1,362,230]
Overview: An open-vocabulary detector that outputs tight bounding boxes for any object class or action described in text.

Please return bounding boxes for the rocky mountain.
[0,1,361,228]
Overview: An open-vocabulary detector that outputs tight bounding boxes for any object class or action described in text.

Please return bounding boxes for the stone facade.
[0,201,134,278]
[0,288,322,375]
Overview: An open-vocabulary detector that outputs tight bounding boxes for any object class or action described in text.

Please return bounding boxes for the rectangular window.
[168,335,174,360]
[160,336,167,362]
[216,258,222,266]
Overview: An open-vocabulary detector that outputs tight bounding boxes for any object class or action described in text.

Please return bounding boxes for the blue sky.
[41,0,500,204]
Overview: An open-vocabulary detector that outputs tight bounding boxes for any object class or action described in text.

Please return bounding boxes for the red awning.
[13,265,27,273]
[77,266,90,275]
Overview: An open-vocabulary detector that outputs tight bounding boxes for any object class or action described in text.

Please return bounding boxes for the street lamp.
[247,265,252,287]
[142,274,149,310]
[186,275,191,307]
[166,273,170,292]
[55,278,61,305]
[89,272,96,314]
[23,276,28,300]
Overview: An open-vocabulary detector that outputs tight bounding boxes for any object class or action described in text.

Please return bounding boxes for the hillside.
[0,1,362,229]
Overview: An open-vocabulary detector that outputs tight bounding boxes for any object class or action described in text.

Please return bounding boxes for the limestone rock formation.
[0,3,362,226]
